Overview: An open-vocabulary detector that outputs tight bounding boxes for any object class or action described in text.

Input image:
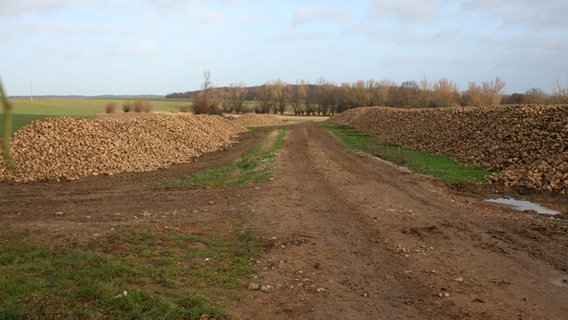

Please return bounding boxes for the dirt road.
[1,122,567,319]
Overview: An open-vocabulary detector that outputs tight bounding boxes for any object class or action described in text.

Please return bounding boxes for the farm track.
[1,122,567,319]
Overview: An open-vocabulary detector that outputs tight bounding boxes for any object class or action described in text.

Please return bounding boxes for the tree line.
[166,73,568,115]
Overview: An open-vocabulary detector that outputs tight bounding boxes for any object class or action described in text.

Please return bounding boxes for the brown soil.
[1,122,567,319]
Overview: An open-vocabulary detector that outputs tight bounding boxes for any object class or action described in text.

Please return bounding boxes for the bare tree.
[351,80,368,108]
[376,79,396,106]
[525,87,548,104]
[273,79,288,114]
[290,80,306,115]
[461,82,483,106]
[366,79,378,106]
[462,77,506,106]
[432,78,459,107]
[304,84,316,116]
[481,76,506,105]
[255,82,274,114]
[227,82,248,113]
[316,78,338,115]
[393,81,421,107]
[418,77,432,108]
[552,76,568,103]
[193,70,220,114]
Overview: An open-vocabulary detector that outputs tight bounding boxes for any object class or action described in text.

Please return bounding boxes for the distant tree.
[227,82,248,113]
[323,81,338,115]
[255,82,274,114]
[133,100,152,113]
[393,81,420,107]
[316,78,338,115]
[376,79,396,106]
[461,77,506,106]
[304,84,316,116]
[431,78,459,107]
[552,77,568,103]
[503,93,527,104]
[273,79,288,115]
[290,80,307,115]
[192,70,221,114]
[525,87,548,104]
[366,79,378,106]
[351,80,369,108]
[417,77,432,108]
[461,82,480,106]
[481,76,506,105]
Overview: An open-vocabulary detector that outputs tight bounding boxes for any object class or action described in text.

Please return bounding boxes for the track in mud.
[1,122,567,319]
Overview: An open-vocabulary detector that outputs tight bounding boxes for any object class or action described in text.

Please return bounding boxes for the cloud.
[0,0,87,17]
[367,0,442,23]
[106,38,160,57]
[133,38,159,55]
[293,7,350,25]
[462,0,568,30]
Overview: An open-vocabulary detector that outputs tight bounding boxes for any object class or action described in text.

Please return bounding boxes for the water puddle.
[485,197,560,215]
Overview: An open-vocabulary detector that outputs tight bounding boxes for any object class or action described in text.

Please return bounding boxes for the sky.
[1,0,567,96]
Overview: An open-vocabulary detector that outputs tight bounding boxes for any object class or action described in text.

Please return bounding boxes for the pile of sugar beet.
[0,113,282,183]
[330,104,567,195]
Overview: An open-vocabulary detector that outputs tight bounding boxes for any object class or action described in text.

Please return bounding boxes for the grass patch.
[0,225,264,319]
[324,122,494,183]
[159,129,286,189]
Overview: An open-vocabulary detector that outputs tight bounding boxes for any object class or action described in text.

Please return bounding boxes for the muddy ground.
[1,122,567,319]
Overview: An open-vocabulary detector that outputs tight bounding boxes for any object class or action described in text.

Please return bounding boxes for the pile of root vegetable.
[232,113,284,127]
[330,105,568,195]
[0,113,247,182]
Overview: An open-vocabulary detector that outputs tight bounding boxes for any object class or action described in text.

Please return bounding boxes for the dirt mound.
[0,113,248,182]
[232,113,284,127]
[330,105,568,194]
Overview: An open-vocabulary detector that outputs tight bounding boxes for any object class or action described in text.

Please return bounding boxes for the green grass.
[324,122,494,183]
[0,98,194,135]
[0,225,264,319]
[159,129,287,189]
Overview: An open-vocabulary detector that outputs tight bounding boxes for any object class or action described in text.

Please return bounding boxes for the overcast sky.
[1,0,567,96]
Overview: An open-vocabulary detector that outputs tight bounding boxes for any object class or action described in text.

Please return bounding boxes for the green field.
[1,98,193,134]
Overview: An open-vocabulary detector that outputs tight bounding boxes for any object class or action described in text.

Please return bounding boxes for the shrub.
[142,101,153,113]
[132,100,152,113]
[105,101,116,113]
[134,100,143,113]
[122,101,132,113]
[192,93,220,114]
[192,94,209,114]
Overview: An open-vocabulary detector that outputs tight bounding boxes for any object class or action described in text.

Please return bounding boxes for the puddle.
[485,198,560,215]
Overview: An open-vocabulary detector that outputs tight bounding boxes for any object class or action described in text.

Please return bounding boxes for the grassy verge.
[324,122,494,183]
[0,222,263,319]
[159,129,287,189]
